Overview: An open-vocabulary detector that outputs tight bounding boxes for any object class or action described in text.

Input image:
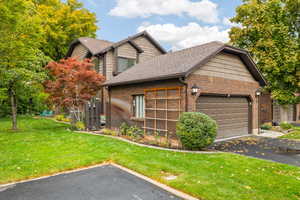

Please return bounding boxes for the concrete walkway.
[259,130,284,138]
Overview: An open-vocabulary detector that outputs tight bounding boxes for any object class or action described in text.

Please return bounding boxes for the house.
[104,40,267,139]
[66,31,166,115]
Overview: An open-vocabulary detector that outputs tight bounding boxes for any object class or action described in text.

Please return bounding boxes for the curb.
[76,130,222,154]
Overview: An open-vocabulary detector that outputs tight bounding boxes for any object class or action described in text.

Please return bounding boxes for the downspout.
[179,77,188,112]
[106,86,112,128]
[257,94,261,135]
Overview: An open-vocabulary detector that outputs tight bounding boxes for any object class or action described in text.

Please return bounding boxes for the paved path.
[209,136,300,167]
[0,165,182,200]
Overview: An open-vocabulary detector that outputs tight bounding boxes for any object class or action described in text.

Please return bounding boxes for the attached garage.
[106,41,267,140]
[197,95,251,139]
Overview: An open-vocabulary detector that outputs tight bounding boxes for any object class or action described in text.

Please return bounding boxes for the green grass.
[280,127,300,140]
[0,117,300,200]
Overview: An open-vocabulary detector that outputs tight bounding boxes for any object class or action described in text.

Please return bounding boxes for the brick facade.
[107,79,185,132]
[107,74,261,136]
[186,74,260,133]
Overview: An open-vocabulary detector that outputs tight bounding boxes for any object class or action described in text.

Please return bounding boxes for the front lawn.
[0,117,299,200]
[280,127,300,140]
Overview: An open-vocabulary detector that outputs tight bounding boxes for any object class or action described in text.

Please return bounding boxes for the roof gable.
[66,37,113,57]
[193,52,256,83]
[93,31,166,55]
[66,31,166,58]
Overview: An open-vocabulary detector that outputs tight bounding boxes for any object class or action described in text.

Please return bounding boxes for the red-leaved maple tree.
[44,57,105,121]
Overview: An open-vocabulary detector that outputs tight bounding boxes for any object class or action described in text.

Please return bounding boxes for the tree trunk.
[9,87,17,130]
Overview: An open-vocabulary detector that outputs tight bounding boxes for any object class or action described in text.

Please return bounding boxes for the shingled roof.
[66,37,113,57]
[66,31,166,57]
[105,41,266,86]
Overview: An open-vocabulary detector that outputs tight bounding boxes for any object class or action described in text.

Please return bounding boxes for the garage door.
[196,96,250,139]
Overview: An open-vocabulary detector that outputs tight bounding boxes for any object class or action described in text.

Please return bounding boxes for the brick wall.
[186,74,260,133]
[107,79,185,134]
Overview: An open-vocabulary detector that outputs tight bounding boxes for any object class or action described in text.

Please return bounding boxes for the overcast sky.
[79,0,242,51]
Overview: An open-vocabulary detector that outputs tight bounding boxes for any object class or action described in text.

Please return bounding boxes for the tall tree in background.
[33,0,98,61]
[0,0,49,130]
[229,0,299,105]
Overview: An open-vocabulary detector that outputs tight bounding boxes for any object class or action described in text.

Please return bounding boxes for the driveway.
[0,165,182,200]
[209,136,300,167]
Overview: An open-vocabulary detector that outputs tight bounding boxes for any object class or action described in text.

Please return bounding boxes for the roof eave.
[104,73,185,87]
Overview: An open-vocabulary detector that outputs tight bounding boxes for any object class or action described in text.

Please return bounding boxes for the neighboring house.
[259,93,299,124]
[104,41,267,139]
[66,31,166,114]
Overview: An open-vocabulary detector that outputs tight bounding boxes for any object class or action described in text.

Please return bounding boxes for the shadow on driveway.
[209,136,300,167]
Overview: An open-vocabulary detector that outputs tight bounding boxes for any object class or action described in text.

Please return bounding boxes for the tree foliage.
[44,58,105,121]
[229,0,300,105]
[0,0,50,129]
[0,0,98,129]
[33,0,98,61]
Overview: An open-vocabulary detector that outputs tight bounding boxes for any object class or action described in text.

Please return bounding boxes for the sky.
[79,0,242,51]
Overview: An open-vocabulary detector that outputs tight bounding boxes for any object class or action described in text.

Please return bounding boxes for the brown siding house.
[66,31,166,115]
[105,41,267,140]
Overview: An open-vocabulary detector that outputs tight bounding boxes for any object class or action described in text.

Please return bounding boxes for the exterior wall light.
[191,84,200,95]
[255,89,262,97]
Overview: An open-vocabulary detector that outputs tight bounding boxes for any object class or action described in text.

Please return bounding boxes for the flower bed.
[101,128,183,149]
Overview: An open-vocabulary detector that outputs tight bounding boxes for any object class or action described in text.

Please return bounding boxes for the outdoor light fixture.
[255,88,262,97]
[191,84,200,95]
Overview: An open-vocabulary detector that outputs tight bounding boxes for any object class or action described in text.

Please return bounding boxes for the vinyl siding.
[91,56,104,75]
[105,51,115,80]
[133,36,163,63]
[117,43,137,59]
[71,44,88,60]
[194,52,256,82]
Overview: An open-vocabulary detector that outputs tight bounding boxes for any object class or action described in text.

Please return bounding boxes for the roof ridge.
[79,37,113,44]
[172,41,224,53]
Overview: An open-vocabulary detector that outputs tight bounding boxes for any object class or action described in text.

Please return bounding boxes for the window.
[92,58,100,72]
[133,95,145,118]
[92,58,103,74]
[117,57,136,73]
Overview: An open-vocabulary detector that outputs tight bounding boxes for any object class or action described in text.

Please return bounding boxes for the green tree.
[229,0,300,105]
[33,0,98,60]
[0,0,49,129]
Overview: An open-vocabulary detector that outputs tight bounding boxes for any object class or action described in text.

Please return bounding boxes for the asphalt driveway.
[0,165,182,200]
[209,136,300,167]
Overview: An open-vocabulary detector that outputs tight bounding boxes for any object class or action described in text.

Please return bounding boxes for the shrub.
[127,126,143,139]
[176,112,217,150]
[280,122,293,130]
[261,123,272,130]
[54,115,64,121]
[75,121,85,130]
[102,128,118,136]
[120,123,130,136]
[62,117,71,123]
[119,123,143,139]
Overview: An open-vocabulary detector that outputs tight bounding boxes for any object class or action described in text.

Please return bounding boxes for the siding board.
[194,52,256,82]
[133,36,163,62]
[71,44,88,60]
[117,43,137,59]
[105,51,114,80]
